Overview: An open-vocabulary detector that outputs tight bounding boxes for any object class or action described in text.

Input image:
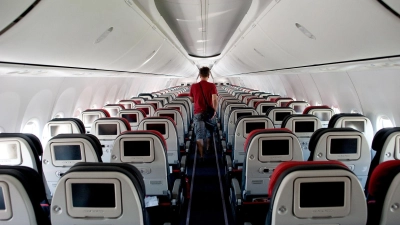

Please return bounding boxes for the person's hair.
[199,67,210,78]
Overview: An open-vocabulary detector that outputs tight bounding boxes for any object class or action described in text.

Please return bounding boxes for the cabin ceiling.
[0,0,399,77]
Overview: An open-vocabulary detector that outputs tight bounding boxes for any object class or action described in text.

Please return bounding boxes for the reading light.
[295,23,316,40]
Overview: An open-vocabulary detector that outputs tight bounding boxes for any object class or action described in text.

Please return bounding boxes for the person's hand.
[211,111,217,119]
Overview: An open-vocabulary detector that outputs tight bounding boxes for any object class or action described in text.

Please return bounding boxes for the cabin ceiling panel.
[0,0,196,76]
[0,0,36,33]
[256,0,400,65]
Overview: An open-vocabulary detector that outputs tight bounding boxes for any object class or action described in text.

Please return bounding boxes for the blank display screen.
[0,187,5,210]
[140,108,149,115]
[262,106,273,113]
[122,114,137,123]
[123,141,151,156]
[0,143,18,160]
[294,105,306,113]
[159,114,175,121]
[98,124,118,135]
[300,182,344,207]
[50,124,71,136]
[314,111,331,121]
[107,109,119,117]
[330,139,358,154]
[245,122,265,134]
[146,124,166,135]
[261,140,290,156]
[295,121,315,133]
[275,112,291,121]
[84,115,99,124]
[236,112,252,121]
[344,121,365,132]
[72,183,115,208]
[54,145,81,160]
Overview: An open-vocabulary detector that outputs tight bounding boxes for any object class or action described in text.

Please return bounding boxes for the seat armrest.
[221,140,227,153]
[180,155,187,172]
[172,179,181,203]
[219,130,223,139]
[231,178,242,205]
[226,155,232,172]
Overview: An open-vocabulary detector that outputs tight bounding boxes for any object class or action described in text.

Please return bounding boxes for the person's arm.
[189,96,193,103]
[189,85,194,103]
[212,94,218,110]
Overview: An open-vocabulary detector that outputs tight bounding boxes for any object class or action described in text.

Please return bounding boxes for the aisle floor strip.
[185,145,197,225]
[213,134,229,225]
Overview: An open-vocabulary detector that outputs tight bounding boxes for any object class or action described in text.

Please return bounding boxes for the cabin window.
[53,112,64,119]
[332,106,340,114]
[73,108,82,118]
[377,116,394,130]
[22,119,40,137]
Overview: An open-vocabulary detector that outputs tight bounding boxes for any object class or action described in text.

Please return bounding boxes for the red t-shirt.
[189,80,218,114]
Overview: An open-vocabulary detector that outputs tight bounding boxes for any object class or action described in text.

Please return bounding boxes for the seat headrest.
[371,127,400,152]
[254,101,275,109]
[302,105,331,114]
[328,113,364,128]
[156,108,183,117]
[50,134,103,160]
[368,160,400,198]
[244,128,293,152]
[95,117,131,131]
[265,107,293,116]
[83,109,110,117]
[142,116,177,126]
[268,161,349,196]
[50,118,86,134]
[308,128,360,152]
[121,130,167,151]
[0,166,50,225]
[281,114,318,128]
[104,104,125,109]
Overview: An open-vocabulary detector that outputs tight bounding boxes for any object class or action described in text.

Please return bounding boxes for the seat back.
[367,160,400,225]
[103,104,125,117]
[138,117,180,165]
[135,104,156,117]
[154,108,185,145]
[111,131,169,196]
[219,99,240,119]
[275,98,294,107]
[328,113,374,151]
[153,97,168,106]
[51,163,148,225]
[42,118,85,145]
[91,118,131,162]
[80,109,110,133]
[308,128,371,186]
[0,166,50,225]
[264,95,280,101]
[118,109,147,130]
[303,105,334,128]
[42,134,102,194]
[266,161,367,225]
[222,103,247,131]
[119,100,136,109]
[266,107,296,128]
[165,103,189,132]
[138,93,153,100]
[366,127,400,191]
[247,98,265,108]
[242,129,303,198]
[174,96,193,118]
[130,97,146,104]
[281,115,322,160]
[254,101,277,116]
[258,93,272,98]
[232,116,274,167]
[285,101,310,114]
[145,100,163,110]
[226,108,258,144]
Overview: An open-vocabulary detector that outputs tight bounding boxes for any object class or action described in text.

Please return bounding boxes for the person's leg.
[194,114,206,158]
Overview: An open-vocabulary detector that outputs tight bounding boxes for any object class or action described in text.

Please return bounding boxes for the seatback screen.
[344,121,365,132]
[54,145,81,160]
[0,187,5,210]
[275,112,291,121]
[300,182,344,207]
[262,106,273,113]
[295,121,315,133]
[98,124,118,135]
[0,143,18,160]
[50,124,72,136]
[123,141,151,156]
[146,124,166,135]
[107,108,119,117]
[261,140,290,156]
[236,112,252,121]
[314,111,331,121]
[71,183,115,208]
[330,138,358,154]
[84,115,99,124]
[122,114,137,123]
[159,114,175,121]
[245,122,265,134]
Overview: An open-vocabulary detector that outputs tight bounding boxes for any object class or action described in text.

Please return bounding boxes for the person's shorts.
[193,113,215,140]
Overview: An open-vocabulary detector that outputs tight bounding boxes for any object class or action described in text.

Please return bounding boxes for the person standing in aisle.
[189,67,218,161]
